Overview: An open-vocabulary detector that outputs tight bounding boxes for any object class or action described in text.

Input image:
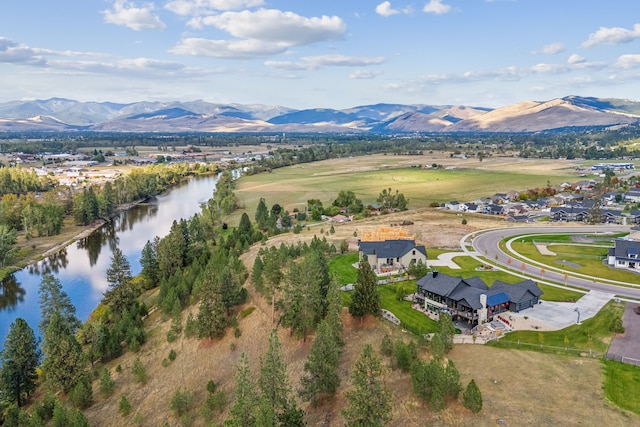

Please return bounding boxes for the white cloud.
[171,38,289,59]
[165,0,264,16]
[615,54,640,70]
[102,0,166,31]
[176,9,347,59]
[536,42,564,55]
[582,23,640,48]
[567,54,586,64]
[423,0,451,15]
[266,55,386,70]
[198,9,346,45]
[376,2,400,17]
[350,69,382,79]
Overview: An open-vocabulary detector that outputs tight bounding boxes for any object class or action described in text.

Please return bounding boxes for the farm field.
[234,153,578,220]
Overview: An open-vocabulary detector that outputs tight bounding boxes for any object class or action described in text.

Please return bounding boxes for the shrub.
[170,389,193,417]
[206,380,217,394]
[239,306,255,318]
[132,358,148,384]
[610,317,625,334]
[119,395,132,416]
[168,349,177,361]
[463,379,482,413]
[99,368,115,397]
[69,375,93,409]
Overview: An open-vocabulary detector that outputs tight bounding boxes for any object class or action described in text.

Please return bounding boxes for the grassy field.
[510,240,640,283]
[234,154,576,220]
[603,359,640,414]
[488,299,625,353]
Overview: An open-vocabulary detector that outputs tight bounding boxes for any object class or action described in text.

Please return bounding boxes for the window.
[412,250,416,255]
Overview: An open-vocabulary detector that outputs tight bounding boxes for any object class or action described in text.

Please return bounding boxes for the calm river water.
[0,173,221,347]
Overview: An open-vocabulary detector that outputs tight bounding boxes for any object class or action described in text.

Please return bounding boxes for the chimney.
[432,270,438,278]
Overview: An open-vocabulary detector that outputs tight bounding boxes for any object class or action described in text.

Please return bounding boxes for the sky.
[1,0,640,109]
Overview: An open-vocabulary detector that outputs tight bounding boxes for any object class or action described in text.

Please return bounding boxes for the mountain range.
[0,95,639,133]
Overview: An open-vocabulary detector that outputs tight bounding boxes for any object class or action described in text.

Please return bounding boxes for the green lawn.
[378,282,439,335]
[603,359,640,415]
[510,240,640,283]
[329,252,359,285]
[488,300,625,353]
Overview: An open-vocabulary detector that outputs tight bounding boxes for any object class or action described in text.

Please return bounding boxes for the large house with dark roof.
[415,271,543,326]
[358,239,427,273]
[608,239,640,270]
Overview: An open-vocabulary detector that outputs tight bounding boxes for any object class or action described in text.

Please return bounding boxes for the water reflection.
[0,174,221,347]
[0,275,25,311]
[27,248,69,276]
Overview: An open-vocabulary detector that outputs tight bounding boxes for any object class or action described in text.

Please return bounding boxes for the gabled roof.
[359,239,427,259]
[464,276,489,290]
[612,239,640,259]
[416,272,463,297]
[491,279,543,303]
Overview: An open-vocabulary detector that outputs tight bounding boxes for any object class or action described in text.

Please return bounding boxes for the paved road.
[461,225,640,300]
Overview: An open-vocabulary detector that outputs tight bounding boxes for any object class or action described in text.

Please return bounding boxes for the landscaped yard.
[488,299,625,353]
[509,239,640,283]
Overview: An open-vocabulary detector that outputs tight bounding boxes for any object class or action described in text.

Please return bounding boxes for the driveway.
[510,290,614,330]
[607,302,640,365]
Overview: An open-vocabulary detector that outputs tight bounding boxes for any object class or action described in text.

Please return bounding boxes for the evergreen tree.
[342,344,391,427]
[280,261,321,342]
[299,321,341,406]
[42,312,87,393]
[0,318,40,406]
[140,239,159,284]
[228,353,258,427]
[104,247,134,315]
[444,360,462,399]
[439,313,456,353]
[430,333,445,360]
[258,330,302,425]
[348,257,380,319]
[196,284,227,340]
[69,374,93,409]
[238,212,252,236]
[463,379,483,413]
[324,279,344,348]
[255,198,269,230]
[38,273,81,335]
[0,225,17,268]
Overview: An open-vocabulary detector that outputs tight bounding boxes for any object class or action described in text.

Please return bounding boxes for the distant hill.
[0,95,638,133]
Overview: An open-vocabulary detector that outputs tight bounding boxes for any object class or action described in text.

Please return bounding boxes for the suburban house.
[482,203,505,215]
[608,239,640,270]
[550,205,590,222]
[631,210,640,225]
[358,239,427,273]
[415,271,543,326]
[625,189,640,203]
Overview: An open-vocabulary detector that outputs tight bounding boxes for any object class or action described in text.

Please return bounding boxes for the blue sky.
[1,0,640,109]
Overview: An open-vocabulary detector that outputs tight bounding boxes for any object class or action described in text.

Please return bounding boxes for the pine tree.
[463,379,483,413]
[348,257,380,319]
[104,247,134,315]
[439,313,456,353]
[0,318,40,406]
[299,321,341,406]
[140,239,159,284]
[38,273,81,335]
[228,353,258,427]
[342,344,391,426]
[255,198,269,230]
[42,312,87,393]
[196,284,227,339]
[324,279,344,348]
[258,330,302,425]
[444,360,462,399]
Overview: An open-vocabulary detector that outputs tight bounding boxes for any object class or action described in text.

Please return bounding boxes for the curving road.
[461,225,640,300]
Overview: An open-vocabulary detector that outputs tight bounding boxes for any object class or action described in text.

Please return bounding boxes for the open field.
[233,153,579,221]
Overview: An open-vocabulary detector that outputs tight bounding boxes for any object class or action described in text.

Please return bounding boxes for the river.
[0,173,221,347]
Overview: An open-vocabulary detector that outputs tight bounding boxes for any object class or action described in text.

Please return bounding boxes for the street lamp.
[574,307,581,325]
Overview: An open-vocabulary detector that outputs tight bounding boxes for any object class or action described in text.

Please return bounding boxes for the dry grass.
[83,210,639,426]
